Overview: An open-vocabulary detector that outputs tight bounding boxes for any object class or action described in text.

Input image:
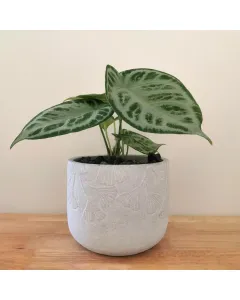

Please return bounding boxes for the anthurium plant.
[10,65,212,164]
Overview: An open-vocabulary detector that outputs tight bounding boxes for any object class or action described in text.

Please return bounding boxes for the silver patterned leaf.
[105,65,212,144]
[114,129,164,155]
[10,99,114,148]
[64,93,107,103]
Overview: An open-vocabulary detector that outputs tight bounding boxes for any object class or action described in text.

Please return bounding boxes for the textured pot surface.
[67,156,169,256]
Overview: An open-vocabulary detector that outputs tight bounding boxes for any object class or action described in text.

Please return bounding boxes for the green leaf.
[105,65,212,144]
[100,116,115,131]
[114,129,164,155]
[10,99,114,149]
[64,93,107,103]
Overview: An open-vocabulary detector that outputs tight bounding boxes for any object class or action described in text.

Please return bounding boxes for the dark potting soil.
[74,153,163,165]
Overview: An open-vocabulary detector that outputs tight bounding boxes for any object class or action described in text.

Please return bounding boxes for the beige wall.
[1,30,240,214]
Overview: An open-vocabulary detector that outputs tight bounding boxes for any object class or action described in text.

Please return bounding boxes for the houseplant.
[10,65,212,256]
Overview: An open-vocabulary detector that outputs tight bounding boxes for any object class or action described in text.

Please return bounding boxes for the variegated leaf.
[105,65,212,144]
[10,99,114,148]
[114,129,164,155]
[64,93,107,103]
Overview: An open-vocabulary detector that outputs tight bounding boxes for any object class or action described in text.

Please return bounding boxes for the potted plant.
[10,65,212,256]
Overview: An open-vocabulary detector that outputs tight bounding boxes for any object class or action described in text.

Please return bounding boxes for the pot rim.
[68,155,168,166]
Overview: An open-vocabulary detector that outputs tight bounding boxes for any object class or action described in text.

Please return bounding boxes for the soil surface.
[75,153,163,165]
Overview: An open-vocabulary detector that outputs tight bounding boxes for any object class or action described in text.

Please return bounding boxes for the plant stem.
[118,118,122,135]
[99,125,110,156]
[115,118,122,156]
[112,120,118,155]
[105,129,112,155]
[126,145,129,156]
[113,121,116,135]
[121,140,125,156]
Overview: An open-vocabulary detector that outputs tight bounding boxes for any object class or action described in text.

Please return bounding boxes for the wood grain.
[0,214,239,270]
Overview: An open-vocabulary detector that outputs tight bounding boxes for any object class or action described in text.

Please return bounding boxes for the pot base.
[68,218,168,256]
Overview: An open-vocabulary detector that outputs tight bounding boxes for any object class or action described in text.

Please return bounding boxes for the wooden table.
[0,214,239,270]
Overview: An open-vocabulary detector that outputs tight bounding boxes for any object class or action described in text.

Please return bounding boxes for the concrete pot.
[67,156,169,256]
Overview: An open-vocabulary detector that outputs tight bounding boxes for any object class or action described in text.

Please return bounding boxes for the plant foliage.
[10,64,212,157]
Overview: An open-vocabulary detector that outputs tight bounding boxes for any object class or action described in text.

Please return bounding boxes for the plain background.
[1,30,239,214]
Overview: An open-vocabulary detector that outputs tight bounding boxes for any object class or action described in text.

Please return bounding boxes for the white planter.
[67,156,169,256]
